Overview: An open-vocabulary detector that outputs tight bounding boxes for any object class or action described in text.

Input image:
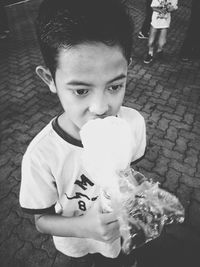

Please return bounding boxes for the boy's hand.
[80,199,120,243]
[34,198,120,242]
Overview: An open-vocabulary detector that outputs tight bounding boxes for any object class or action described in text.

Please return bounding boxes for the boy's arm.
[21,148,120,243]
[35,199,120,243]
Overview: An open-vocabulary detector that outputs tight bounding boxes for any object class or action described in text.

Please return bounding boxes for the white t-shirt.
[151,0,178,28]
[20,106,146,258]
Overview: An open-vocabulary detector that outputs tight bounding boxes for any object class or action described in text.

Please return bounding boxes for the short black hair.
[36,0,133,79]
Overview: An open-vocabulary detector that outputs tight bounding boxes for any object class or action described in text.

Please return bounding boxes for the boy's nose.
[89,96,109,117]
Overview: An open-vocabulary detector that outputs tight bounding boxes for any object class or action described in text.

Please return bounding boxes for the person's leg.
[143,26,157,63]
[148,26,157,54]
[0,2,9,39]
[141,0,153,36]
[0,3,9,32]
[156,28,167,56]
[180,21,195,60]
[180,0,199,60]
[186,0,200,59]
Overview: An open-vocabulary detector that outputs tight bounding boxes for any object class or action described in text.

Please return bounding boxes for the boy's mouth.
[95,115,108,119]
[87,115,108,121]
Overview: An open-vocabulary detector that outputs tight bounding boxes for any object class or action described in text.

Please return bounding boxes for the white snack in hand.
[80,116,135,190]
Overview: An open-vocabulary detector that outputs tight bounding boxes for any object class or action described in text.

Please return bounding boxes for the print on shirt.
[65,174,98,212]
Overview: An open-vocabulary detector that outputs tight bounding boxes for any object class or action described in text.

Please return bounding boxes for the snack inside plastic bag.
[80,116,184,254]
[118,168,185,253]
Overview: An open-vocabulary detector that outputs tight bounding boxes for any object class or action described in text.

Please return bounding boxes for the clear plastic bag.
[80,116,184,253]
[117,168,185,254]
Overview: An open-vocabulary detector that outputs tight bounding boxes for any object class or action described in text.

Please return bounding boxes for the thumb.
[91,195,111,214]
[89,197,102,214]
[99,190,113,213]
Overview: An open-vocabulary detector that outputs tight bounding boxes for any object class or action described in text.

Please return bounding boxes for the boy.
[19,0,146,266]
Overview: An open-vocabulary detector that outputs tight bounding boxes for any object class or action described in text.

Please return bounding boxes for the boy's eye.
[108,84,124,92]
[74,89,89,96]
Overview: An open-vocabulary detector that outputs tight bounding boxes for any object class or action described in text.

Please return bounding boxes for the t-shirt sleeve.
[130,113,146,163]
[19,150,58,214]
[151,0,178,9]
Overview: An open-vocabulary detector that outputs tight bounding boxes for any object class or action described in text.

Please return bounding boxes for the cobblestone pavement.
[0,0,200,266]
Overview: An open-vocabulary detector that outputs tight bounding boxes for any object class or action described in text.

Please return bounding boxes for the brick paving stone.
[0,0,200,266]
[0,234,24,267]
[180,174,200,189]
[14,242,54,267]
[163,168,181,193]
[189,200,200,228]
[162,147,184,162]
[193,189,200,203]
[166,125,178,142]
[184,154,198,168]
[0,211,22,244]
[176,183,193,219]
[174,136,188,153]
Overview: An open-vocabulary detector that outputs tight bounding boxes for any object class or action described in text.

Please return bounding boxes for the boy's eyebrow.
[67,81,93,87]
[107,74,127,84]
[67,74,127,87]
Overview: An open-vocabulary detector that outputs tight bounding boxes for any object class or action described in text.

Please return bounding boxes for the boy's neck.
[57,113,81,141]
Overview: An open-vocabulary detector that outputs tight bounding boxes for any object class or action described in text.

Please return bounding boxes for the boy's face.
[38,42,128,139]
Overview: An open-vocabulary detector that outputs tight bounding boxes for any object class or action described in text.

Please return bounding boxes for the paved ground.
[0,0,200,266]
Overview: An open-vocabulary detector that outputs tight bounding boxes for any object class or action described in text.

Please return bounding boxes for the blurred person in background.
[143,0,178,64]
[180,0,200,62]
[0,0,9,39]
[138,0,153,39]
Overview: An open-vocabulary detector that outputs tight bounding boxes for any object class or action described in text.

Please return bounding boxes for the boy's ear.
[35,66,57,93]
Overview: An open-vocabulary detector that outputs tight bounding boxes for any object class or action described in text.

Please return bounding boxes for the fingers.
[88,197,101,214]
[100,210,118,225]
[99,212,121,243]
[101,220,121,243]
[107,220,120,235]
[86,199,121,243]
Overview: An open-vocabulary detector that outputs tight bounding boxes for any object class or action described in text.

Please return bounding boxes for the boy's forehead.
[56,42,128,75]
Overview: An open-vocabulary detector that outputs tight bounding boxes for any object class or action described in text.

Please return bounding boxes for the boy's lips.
[95,115,108,119]
[90,114,114,120]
